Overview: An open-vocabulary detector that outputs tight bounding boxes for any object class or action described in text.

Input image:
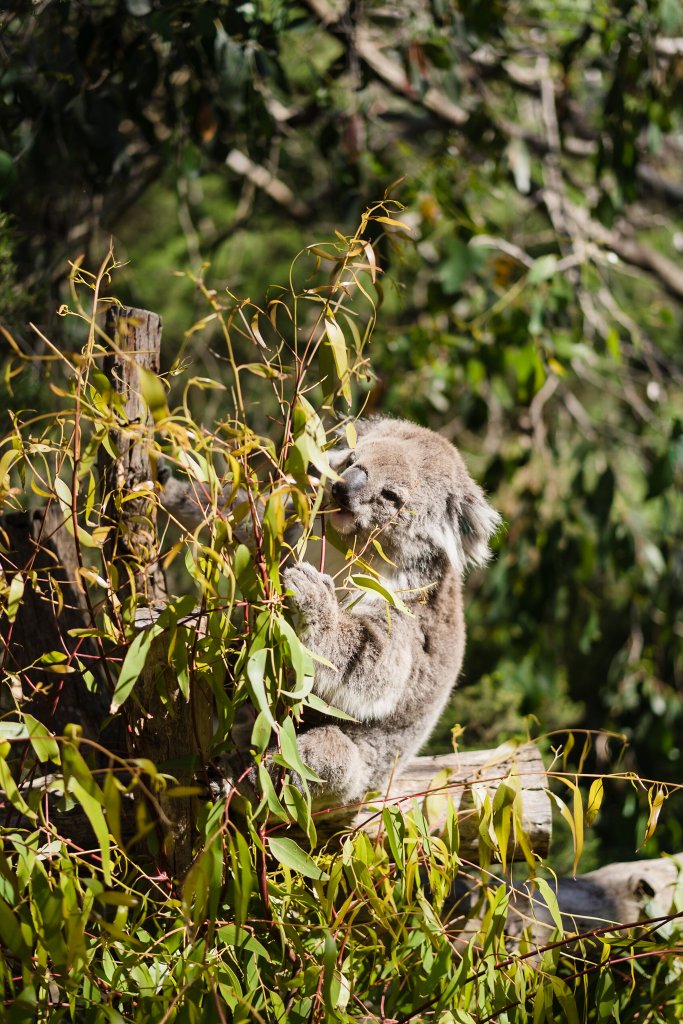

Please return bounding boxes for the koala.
[158,417,501,813]
[279,417,502,810]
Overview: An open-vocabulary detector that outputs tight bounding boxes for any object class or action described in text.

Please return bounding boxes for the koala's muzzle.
[331,465,367,509]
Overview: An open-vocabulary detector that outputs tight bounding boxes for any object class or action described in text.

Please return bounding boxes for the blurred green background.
[1,0,682,865]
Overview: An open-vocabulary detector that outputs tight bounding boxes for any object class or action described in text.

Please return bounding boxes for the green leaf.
[528,254,557,284]
[293,433,334,480]
[138,365,169,423]
[382,806,405,869]
[241,361,284,379]
[0,448,21,484]
[267,837,329,880]
[250,711,272,754]
[217,924,269,958]
[53,474,73,511]
[0,897,29,958]
[63,744,112,885]
[225,831,255,929]
[0,721,27,741]
[0,754,36,820]
[282,783,316,846]
[245,647,278,729]
[305,692,355,720]
[6,573,24,623]
[535,877,565,935]
[23,714,60,763]
[322,931,338,1012]
[549,977,580,1024]
[641,785,667,848]
[438,238,483,294]
[110,623,164,713]
[349,573,411,614]
[275,616,314,698]
[276,716,320,783]
[324,316,351,404]
[585,777,604,826]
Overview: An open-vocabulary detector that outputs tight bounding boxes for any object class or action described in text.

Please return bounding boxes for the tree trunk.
[0,505,109,737]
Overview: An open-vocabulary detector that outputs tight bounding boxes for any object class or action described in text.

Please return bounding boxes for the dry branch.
[225,150,311,219]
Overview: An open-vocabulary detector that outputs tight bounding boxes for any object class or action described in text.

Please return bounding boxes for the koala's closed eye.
[380,488,402,506]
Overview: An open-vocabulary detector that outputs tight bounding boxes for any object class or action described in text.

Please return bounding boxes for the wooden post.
[100,306,212,877]
[100,306,167,605]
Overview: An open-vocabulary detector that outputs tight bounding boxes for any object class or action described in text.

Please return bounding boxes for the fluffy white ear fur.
[444,491,502,572]
[327,447,351,471]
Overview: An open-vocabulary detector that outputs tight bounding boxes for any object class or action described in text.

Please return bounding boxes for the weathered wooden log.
[99,306,212,877]
[344,743,551,860]
[506,853,683,940]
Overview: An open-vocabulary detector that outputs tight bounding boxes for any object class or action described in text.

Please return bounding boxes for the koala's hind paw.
[283,562,336,615]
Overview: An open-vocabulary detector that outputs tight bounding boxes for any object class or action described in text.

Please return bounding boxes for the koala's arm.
[283,562,414,722]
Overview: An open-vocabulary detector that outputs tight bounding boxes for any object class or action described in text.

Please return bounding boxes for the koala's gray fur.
[279,417,500,810]
[160,417,501,812]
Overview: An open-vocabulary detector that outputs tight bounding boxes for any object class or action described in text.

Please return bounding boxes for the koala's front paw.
[283,562,337,618]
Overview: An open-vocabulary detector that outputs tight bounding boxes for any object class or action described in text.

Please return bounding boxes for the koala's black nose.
[331,465,366,507]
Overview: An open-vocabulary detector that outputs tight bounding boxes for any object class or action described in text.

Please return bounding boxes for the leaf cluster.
[0,214,682,1021]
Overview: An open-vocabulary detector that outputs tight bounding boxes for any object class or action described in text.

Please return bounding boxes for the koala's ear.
[446,489,502,571]
[327,446,351,471]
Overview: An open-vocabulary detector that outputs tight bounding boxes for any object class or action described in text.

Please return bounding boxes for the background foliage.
[1,0,682,1019]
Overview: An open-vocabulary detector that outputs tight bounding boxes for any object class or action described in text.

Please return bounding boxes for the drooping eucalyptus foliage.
[0,209,681,1022]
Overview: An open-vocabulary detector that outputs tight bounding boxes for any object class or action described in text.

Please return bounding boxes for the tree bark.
[0,505,109,737]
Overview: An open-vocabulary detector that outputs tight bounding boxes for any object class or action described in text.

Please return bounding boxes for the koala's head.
[325,418,501,575]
